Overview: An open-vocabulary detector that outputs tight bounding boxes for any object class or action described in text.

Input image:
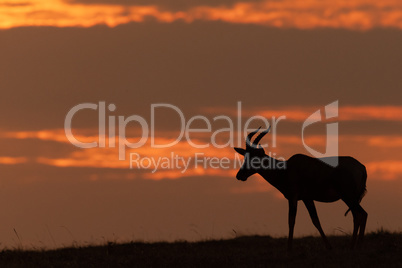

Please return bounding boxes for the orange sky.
[2,127,402,181]
[0,0,401,249]
[1,0,402,29]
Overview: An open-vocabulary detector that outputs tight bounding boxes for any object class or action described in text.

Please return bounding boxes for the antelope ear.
[234,147,246,155]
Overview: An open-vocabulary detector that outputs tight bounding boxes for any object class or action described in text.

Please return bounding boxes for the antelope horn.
[246,127,261,147]
[252,125,271,146]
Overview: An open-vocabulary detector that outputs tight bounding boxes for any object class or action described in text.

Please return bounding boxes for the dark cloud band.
[66,0,264,10]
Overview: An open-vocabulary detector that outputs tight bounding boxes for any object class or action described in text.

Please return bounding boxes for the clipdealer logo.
[64,101,339,171]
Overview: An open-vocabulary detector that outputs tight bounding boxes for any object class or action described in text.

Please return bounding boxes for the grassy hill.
[0,230,400,267]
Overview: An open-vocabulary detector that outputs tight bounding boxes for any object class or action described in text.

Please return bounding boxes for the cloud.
[6,127,402,150]
[204,105,402,122]
[366,161,402,180]
[1,0,402,29]
[0,2,31,7]
[4,127,402,182]
[367,136,402,147]
[0,156,27,165]
[66,0,263,10]
[1,23,401,132]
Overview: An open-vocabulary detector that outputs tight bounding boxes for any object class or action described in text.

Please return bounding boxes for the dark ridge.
[0,231,400,267]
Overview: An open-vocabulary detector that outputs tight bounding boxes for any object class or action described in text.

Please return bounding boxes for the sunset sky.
[0,0,401,248]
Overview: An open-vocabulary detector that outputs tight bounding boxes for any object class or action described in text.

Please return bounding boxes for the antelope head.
[234,126,270,181]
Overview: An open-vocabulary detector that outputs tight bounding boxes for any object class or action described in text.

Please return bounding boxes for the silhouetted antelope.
[234,127,367,251]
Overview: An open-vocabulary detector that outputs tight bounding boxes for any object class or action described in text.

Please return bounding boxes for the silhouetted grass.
[0,230,400,267]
